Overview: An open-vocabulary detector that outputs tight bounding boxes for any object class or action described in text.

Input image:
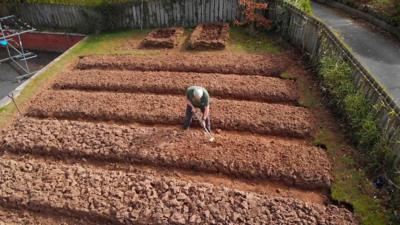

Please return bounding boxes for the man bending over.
[183,86,211,132]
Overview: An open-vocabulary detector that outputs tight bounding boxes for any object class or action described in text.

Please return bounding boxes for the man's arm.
[186,99,195,112]
[203,105,210,120]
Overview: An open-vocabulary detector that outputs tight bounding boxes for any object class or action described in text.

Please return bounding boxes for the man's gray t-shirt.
[186,86,210,108]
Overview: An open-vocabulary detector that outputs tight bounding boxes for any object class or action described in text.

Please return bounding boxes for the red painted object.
[19,31,85,53]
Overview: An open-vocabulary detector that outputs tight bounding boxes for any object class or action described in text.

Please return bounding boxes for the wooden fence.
[12,0,241,33]
[269,0,400,170]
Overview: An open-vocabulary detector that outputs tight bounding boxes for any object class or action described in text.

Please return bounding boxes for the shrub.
[285,0,312,14]
[319,55,378,147]
[319,52,400,224]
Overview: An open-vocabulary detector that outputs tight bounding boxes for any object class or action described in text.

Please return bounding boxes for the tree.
[235,0,272,34]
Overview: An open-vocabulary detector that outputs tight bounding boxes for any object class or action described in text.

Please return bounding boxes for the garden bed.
[141,27,183,48]
[189,23,230,50]
[77,54,289,77]
[0,206,100,225]
[26,90,315,138]
[53,70,298,103]
[0,158,357,224]
[1,118,331,189]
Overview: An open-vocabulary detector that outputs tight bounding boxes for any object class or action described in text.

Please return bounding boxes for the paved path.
[312,1,400,103]
[0,63,20,106]
[0,51,59,107]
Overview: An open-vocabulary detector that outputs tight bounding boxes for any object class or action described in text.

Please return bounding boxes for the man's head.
[193,87,203,100]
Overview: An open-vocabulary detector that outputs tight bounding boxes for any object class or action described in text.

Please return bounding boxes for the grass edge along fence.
[269,0,400,220]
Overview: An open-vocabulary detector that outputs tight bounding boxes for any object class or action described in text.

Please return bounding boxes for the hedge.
[318,53,400,223]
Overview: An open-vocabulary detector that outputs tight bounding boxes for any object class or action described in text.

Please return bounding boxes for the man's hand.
[200,119,206,127]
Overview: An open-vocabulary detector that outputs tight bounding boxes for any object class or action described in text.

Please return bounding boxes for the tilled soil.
[0,206,103,225]
[142,27,184,48]
[76,53,289,76]
[0,118,331,189]
[0,158,357,225]
[189,24,230,50]
[27,90,315,138]
[53,70,298,103]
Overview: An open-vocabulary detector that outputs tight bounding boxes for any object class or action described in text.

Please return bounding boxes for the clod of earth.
[189,23,230,50]
[77,54,289,77]
[141,27,184,48]
[26,90,315,138]
[53,70,299,103]
[0,206,104,225]
[0,158,357,224]
[1,118,332,189]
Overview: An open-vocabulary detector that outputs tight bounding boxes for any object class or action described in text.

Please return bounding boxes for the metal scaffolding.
[0,15,37,82]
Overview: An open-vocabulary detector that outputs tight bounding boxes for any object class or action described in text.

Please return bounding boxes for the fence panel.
[11,0,239,32]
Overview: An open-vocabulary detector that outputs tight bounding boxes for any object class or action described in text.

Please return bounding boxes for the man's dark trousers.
[183,105,211,132]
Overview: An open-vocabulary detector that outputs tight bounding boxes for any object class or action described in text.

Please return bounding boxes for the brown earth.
[26,90,315,138]
[2,152,328,205]
[141,27,184,49]
[0,117,331,189]
[189,23,230,50]
[76,53,289,77]
[53,70,298,103]
[0,29,360,223]
[0,206,104,225]
[0,158,357,224]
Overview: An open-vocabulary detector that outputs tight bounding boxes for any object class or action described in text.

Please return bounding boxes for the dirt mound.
[1,118,331,189]
[77,54,289,77]
[0,206,102,225]
[0,158,357,224]
[141,27,183,48]
[53,70,298,103]
[26,91,315,138]
[189,23,230,50]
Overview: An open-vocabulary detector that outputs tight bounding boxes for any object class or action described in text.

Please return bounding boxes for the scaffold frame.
[0,15,37,82]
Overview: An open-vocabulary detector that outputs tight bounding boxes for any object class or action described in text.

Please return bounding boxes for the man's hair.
[193,87,204,98]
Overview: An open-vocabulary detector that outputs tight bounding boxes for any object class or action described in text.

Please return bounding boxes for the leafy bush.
[285,0,312,14]
[319,53,400,224]
[394,2,400,25]
[319,54,380,148]
[336,0,400,26]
